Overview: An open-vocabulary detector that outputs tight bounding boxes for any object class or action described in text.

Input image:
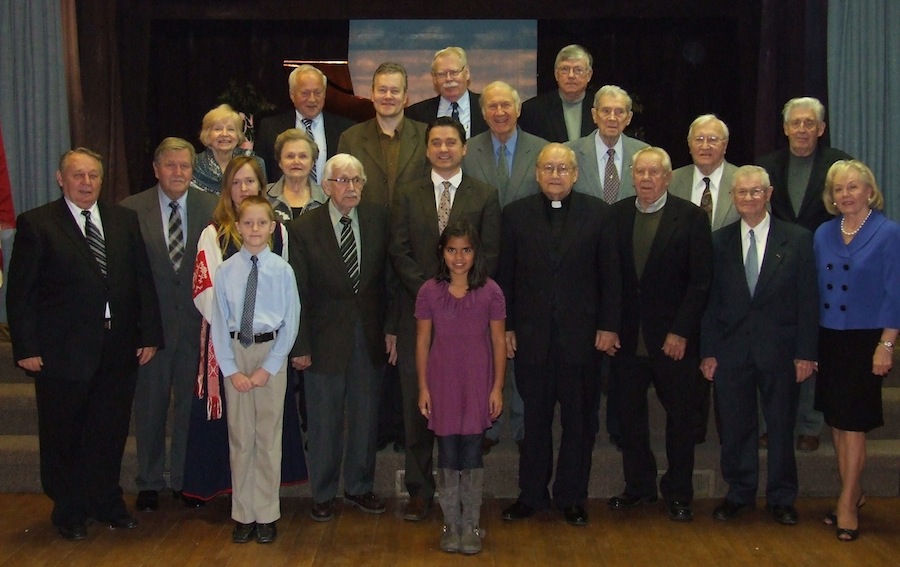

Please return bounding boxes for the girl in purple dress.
[415,220,506,555]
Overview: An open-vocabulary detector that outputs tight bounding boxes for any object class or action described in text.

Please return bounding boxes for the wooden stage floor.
[1,494,898,566]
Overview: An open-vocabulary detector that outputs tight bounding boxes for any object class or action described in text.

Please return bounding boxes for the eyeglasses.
[732,188,767,199]
[538,164,574,176]
[327,176,364,186]
[557,65,588,77]
[690,135,723,147]
[787,118,819,131]
[434,67,466,80]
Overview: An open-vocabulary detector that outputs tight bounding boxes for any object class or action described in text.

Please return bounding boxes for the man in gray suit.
[566,85,649,204]
[462,81,546,453]
[121,138,217,512]
[668,114,740,231]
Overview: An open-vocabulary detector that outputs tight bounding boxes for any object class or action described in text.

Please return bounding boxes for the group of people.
[5,43,897,552]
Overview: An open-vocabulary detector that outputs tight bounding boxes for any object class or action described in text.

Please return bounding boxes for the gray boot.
[459,468,485,555]
[437,468,461,553]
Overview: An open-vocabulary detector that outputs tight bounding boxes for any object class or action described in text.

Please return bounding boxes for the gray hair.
[594,85,633,112]
[687,114,729,141]
[554,44,593,70]
[782,97,825,122]
[322,153,367,184]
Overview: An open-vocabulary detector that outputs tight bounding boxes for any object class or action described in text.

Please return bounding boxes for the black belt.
[230,331,275,344]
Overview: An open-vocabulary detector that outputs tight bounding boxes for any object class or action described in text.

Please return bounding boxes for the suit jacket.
[701,217,818,372]
[567,132,649,202]
[606,194,713,357]
[669,161,741,231]
[757,145,852,233]
[7,198,163,381]
[389,173,501,305]
[256,110,356,183]
[405,91,488,137]
[497,191,617,366]
[519,87,597,143]
[288,202,397,374]
[120,186,217,348]
[338,117,429,208]
[462,128,547,208]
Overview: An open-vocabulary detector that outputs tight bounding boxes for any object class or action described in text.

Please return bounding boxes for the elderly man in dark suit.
[289,153,397,523]
[338,62,429,208]
[389,116,500,522]
[7,148,163,540]
[701,165,818,526]
[256,64,355,184]
[120,138,217,512]
[757,96,851,453]
[605,147,712,522]
[498,142,617,527]
[519,44,596,143]
[406,46,488,139]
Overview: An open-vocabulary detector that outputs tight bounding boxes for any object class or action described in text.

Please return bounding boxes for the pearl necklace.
[840,208,873,236]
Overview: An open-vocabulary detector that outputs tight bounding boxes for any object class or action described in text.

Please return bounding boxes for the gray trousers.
[304,322,382,503]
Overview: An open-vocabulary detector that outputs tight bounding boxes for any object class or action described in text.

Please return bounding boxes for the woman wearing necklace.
[265,129,326,222]
[814,160,900,542]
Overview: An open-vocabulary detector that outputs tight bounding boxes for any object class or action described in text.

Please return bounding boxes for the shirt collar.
[431,169,463,189]
[635,191,668,214]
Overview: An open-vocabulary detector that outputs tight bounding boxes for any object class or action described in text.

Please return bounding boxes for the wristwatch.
[877,340,894,352]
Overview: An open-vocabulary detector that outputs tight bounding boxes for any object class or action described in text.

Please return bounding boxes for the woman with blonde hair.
[191,104,265,194]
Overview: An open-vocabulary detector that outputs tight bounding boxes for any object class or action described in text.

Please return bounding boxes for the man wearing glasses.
[700,165,818,526]
[406,47,488,139]
[567,85,648,204]
[519,45,597,143]
[756,97,852,454]
[498,143,616,527]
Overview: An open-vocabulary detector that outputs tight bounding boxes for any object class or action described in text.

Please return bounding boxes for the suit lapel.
[143,188,172,271]
[754,220,787,299]
[52,198,105,277]
[641,198,679,280]
[723,224,753,302]
[416,179,441,239]
[357,204,378,288]
[312,206,354,291]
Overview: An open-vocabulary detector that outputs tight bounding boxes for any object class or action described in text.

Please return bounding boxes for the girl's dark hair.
[436,219,487,289]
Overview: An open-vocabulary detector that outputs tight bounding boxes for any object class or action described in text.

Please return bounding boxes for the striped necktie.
[340,216,360,293]
[168,201,184,271]
[82,210,107,276]
[238,255,258,347]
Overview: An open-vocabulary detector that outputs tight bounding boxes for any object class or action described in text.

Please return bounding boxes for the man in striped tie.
[287,153,398,522]
[7,148,163,540]
[121,138,217,513]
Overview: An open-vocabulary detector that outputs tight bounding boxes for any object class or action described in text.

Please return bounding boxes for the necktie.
[746,229,759,296]
[450,102,460,122]
[82,210,107,276]
[168,201,184,271]
[238,255,258,347]
[438,181,452,234]
[339,216,360,293]
[700,177,713,221]
[301,118,317,182]
[603,148,620,204]
[497,144,510,192]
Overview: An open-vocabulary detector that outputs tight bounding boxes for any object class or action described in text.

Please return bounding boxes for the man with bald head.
[498,143,617,527]
[669,114,740,231]
[519,45,597,143]
[604,147,712,523]
[406,47,488,139]
[567,85,649,204]
[256,64,356,183]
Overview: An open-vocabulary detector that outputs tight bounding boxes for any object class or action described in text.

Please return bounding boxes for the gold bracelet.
[877,340,894,353]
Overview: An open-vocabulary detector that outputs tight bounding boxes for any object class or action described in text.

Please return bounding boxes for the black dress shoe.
[136,490,159,512]
[172,490,183,500]
[481,437,499,455]
[255,521,277,544]
[768,504,798,525]
[57,522,87,541]
[667,500,693,522]
[501,500,535,521]
[608,493,658,509]
[344,492,386,514]
[107,515,139,529]
[232,522,256,543]
[562,505,588,526]
[403,495,432,522]
[181,494,206,508]
[713,499,753,521]
[310,499,334,522]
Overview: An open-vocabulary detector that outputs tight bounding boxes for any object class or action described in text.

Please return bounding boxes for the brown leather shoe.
[758,433,768,449]
[797,435,820,452]
[403,495,432,522]
[344,492,386,514]
[310,499,334,522]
